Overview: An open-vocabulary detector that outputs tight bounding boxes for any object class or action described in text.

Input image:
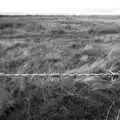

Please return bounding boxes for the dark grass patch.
[88,24,120,35]
[0,77,120,120]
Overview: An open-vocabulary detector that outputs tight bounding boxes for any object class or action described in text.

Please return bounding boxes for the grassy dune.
[0,15,120,120]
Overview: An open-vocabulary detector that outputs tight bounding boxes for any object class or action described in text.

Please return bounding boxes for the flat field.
[0,15,120,120]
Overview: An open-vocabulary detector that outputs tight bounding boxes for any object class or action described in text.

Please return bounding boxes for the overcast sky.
[0,0,120,15]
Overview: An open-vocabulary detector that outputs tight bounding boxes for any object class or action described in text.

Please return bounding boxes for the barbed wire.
[0,72,120,77]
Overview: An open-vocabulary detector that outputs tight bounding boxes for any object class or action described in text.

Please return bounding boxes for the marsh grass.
[0,16,120,120]
[0,74,119,120]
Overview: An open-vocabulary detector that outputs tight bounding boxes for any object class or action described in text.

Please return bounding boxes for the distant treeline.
[1,15,120,18]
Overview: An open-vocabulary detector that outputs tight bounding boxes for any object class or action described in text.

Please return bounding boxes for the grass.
[88,23,120,35]
[0,15,120,119]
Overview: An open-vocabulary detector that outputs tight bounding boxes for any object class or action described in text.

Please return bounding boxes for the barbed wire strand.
[0,72,120,77]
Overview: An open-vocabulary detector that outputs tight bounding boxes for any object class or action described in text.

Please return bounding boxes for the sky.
[0,0,120,15]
